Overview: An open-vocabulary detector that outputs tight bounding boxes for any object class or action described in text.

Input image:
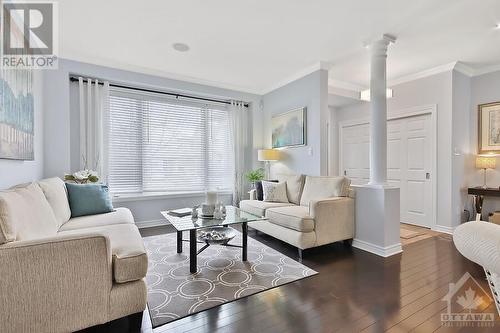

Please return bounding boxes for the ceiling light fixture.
[496,23,500,29]
[172,43,190,52]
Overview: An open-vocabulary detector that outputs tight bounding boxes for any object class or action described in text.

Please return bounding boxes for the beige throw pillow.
[276,174,305,205]
[38,177,72,228]
[0,183,58,244]
[300,176,351,206]
[262,181,289,203]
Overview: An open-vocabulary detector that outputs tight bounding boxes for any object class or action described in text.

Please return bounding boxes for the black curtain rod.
[69,76,249,107]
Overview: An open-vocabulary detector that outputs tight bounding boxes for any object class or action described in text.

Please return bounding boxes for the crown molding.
[62,54,264,96]
[454,62,475,76]
[473,63,500,77]
[328,79,365,92]
[262,61,332,95]
[388,61,500,87]
[388,62,458,86]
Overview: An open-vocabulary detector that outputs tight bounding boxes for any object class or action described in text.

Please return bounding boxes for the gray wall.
[469,70,500,215]
[0,72,44,189]
[451,71,472,224]
[333,71,455,230]
[42,58,263,224]
[262,69,329,176]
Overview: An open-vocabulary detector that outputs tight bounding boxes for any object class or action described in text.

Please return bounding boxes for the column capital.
[368,34,396,56]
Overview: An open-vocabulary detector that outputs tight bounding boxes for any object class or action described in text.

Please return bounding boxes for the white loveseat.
[0,178,147,332]
[453,221,500,315]
[240,174,354,257]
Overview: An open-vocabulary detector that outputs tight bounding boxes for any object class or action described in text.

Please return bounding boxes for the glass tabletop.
[161,206,267,232]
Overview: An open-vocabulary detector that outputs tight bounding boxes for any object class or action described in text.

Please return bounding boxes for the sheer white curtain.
[230,100,248,205]
[78,77,110,180]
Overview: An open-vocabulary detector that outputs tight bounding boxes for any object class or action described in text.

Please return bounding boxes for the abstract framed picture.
[0,69,34,160]
[272,107,306,148]
[478,102,500,155]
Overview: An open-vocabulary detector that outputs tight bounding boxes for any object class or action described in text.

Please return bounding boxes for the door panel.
[340,113,433,227]
[342,124,370,185]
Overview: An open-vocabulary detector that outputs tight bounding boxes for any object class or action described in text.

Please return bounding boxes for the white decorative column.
[369,34,394,186]
[352,34,402,258]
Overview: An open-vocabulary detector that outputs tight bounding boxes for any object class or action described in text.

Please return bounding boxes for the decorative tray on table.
[197,226,236,244]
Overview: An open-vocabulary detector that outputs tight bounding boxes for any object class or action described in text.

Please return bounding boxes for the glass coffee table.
[161,206,267,273]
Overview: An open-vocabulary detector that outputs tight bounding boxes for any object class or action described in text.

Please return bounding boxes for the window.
[108,88,234,194]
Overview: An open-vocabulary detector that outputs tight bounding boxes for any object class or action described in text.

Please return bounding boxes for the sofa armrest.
[309,197,355,246]
[453,221,500,274]
[0,234,113,332]
[249,189,257,200]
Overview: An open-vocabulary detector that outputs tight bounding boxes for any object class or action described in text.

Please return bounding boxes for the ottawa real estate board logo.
[1,1,58,69]
[441,272,496,328]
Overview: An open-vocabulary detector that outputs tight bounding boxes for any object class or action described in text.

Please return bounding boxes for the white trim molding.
[389,62,458,86]
[431,224,455,235]
[263,61,332,94]
[473,63,500,77]
[352,239,403,257]
[328,61,500,97]
[328,79,365,92]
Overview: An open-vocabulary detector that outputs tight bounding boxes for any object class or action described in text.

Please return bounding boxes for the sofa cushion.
[265,206,315,232]
[58,207,135,232]
[0,183,58,244]
[38,177,72,228]
[300,176,351,206]
[58,224,147,283]
[239,200,294,217]
[66,183,114,218]
[277,174,305,205]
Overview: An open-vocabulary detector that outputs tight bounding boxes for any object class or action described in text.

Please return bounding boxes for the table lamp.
[258,149,279,179]
[476,156,496,188]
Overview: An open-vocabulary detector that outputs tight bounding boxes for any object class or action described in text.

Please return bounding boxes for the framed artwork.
[272,107,306,148]
[478,102,500,155]
[0,69,34,160]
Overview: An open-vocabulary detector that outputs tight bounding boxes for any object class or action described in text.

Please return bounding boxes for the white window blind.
[108,88,234,194]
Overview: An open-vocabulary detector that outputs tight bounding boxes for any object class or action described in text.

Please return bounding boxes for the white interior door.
[340,113,433,228]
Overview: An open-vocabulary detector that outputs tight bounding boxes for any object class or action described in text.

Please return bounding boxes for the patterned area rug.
[143,231,317,328]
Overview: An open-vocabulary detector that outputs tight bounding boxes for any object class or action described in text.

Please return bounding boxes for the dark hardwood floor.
[137,226,497,333]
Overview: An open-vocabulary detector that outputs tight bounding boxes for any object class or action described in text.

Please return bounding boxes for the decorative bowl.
[197,226,236,244]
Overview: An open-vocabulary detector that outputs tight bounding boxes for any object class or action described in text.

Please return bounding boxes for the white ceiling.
[59,0,500,94]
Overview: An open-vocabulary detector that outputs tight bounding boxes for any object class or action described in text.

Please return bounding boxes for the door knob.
[426,172,430,179]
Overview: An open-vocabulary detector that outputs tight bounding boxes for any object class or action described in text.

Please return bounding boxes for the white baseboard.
[352,239,403,257]
[135,219,169,229]
[431,224,455,235]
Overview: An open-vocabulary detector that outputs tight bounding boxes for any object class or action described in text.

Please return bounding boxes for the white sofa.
[0,178,147,332]
[453,221,500,315]
[240,174,354,257]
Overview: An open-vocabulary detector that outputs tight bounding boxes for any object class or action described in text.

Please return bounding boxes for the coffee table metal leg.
[190,229,197,273]
[242,222,248,261]
[177,231,182,253]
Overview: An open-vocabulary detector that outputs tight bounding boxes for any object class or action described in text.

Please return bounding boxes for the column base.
[352,239,402,257]
[353,185,402,257]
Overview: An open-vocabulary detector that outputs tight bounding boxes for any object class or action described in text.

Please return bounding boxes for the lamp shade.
[258,149,279,161]
[476,156,496,169]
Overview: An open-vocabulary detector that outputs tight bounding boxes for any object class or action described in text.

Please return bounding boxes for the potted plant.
[245,168,265,189]
[64,169,99,184]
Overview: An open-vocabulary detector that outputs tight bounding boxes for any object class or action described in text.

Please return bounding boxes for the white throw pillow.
[262,181,289,203]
